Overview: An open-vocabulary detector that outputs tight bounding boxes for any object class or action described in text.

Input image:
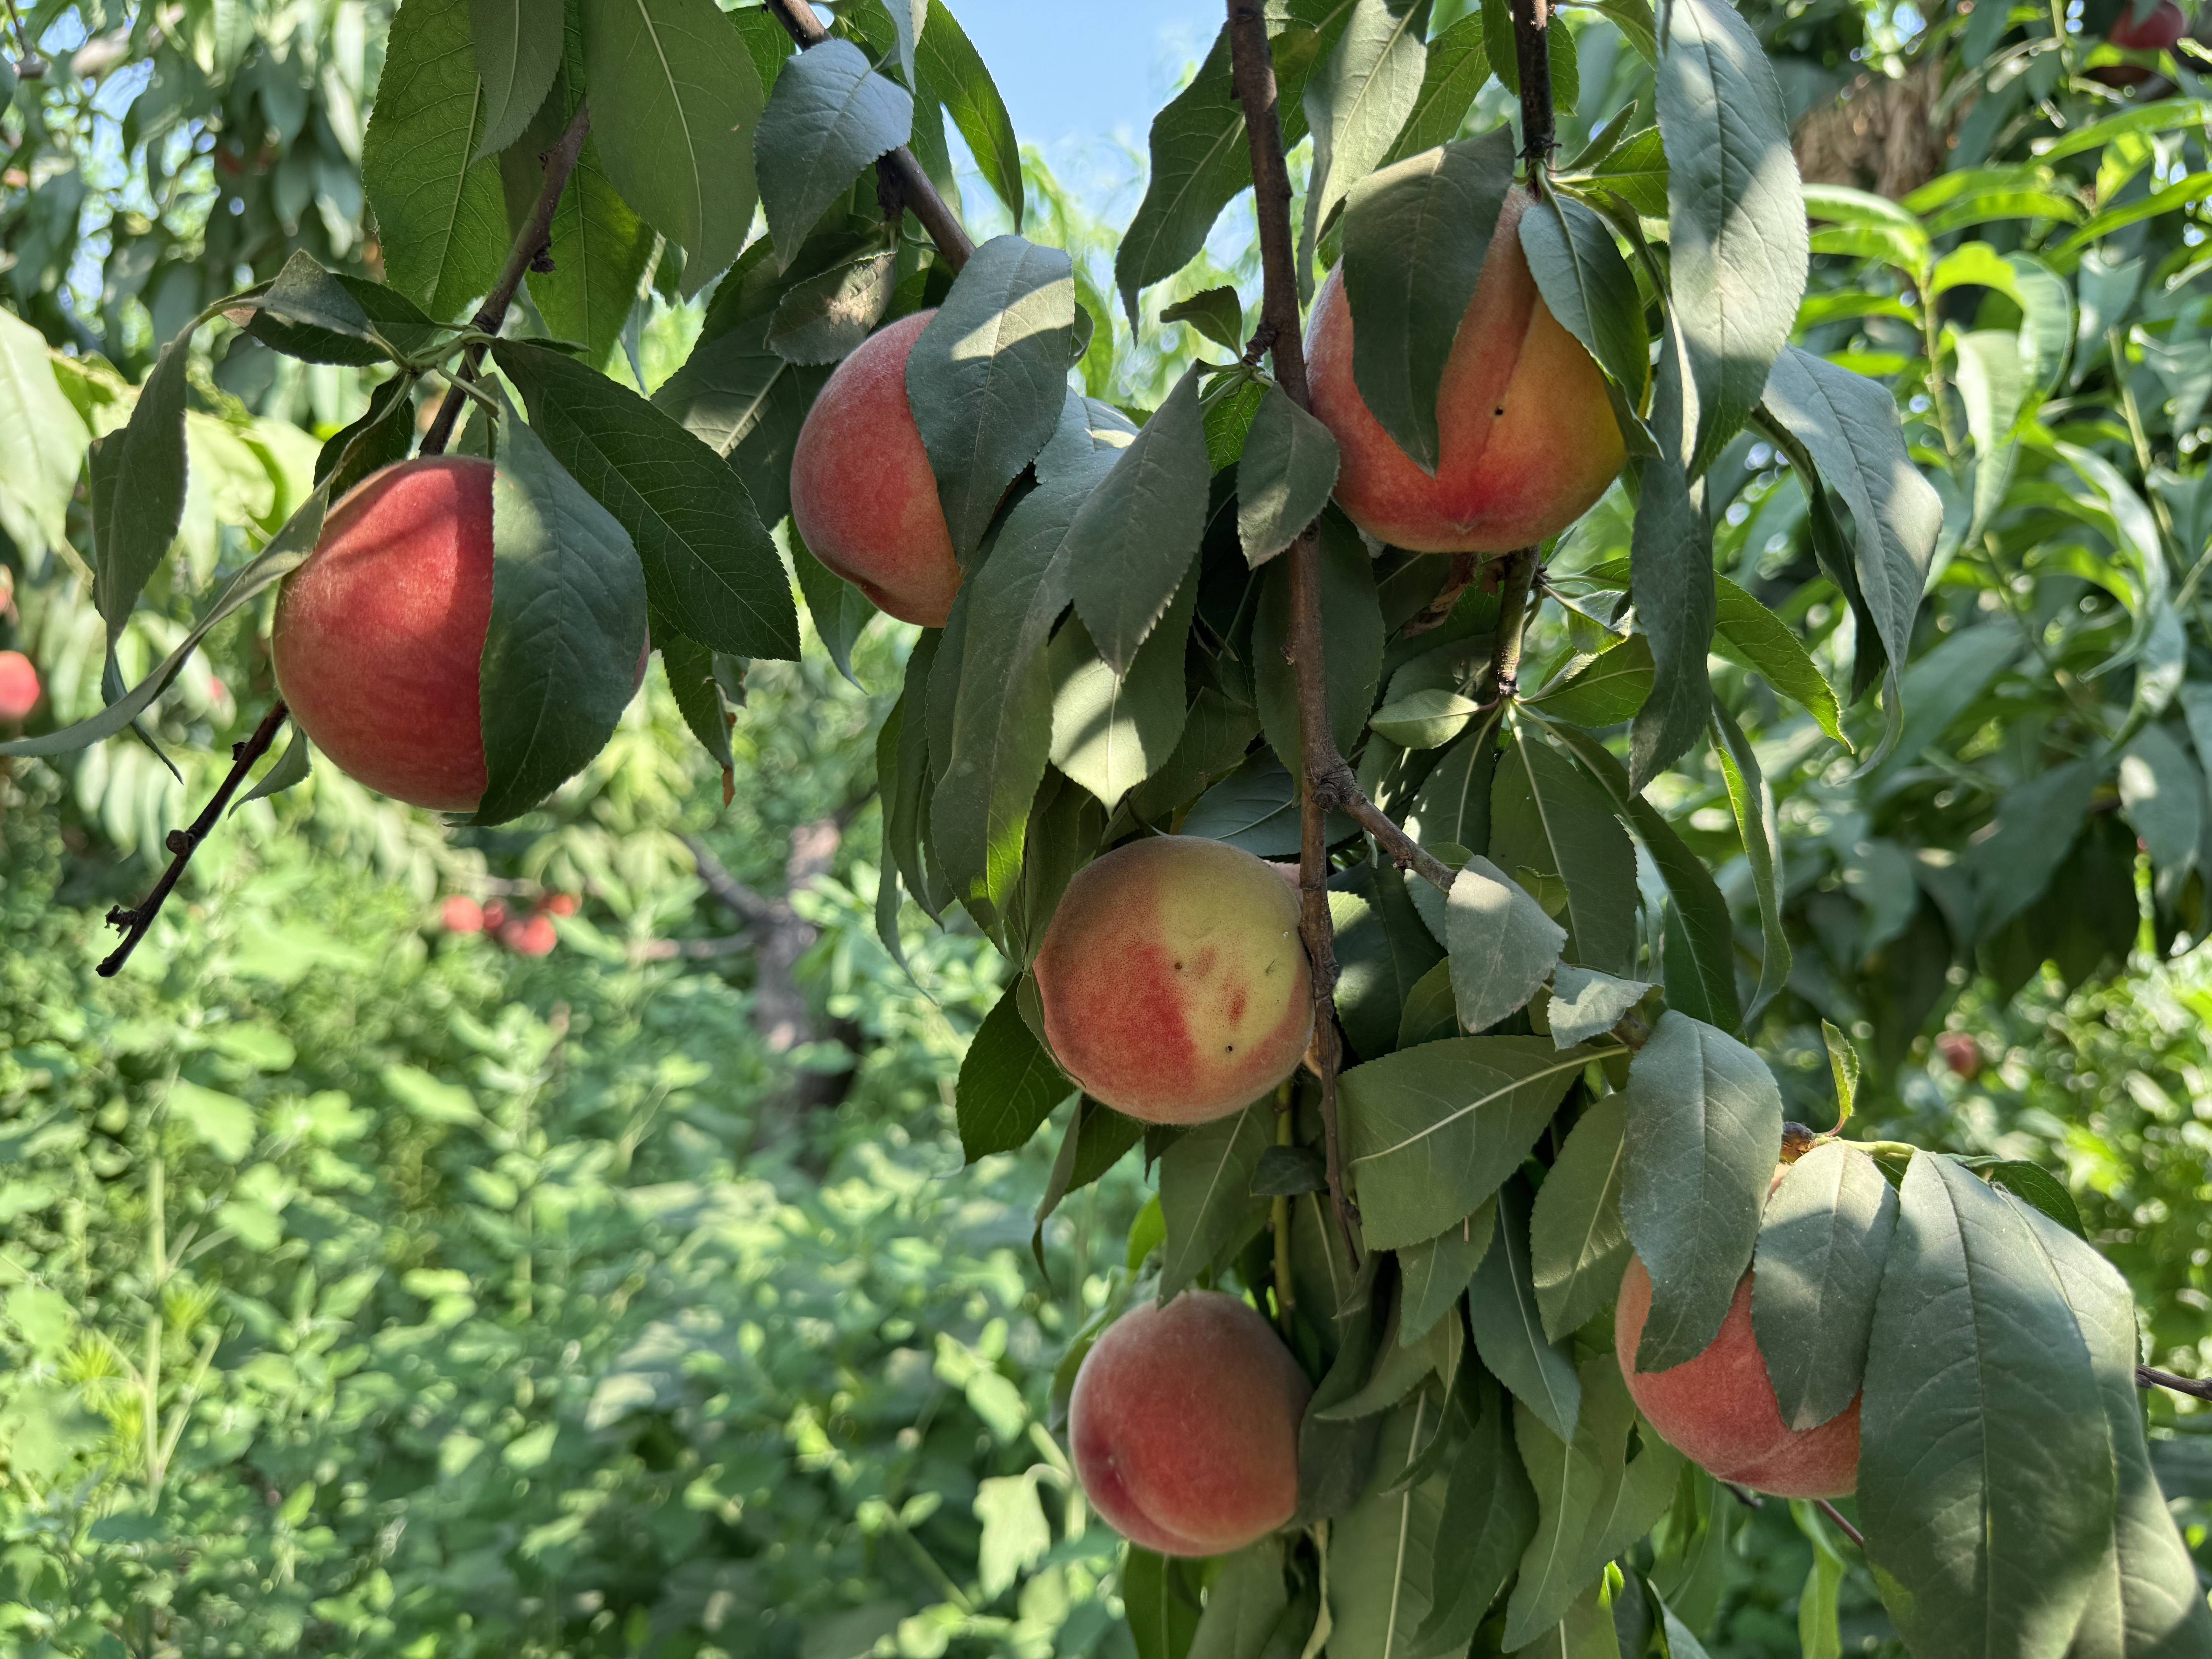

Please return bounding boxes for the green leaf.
[1530,1093,1631,1341]
[1370,688,1482,749]
[1708,701,1789,1021]
[1859,1154,2114,1659]
[1048,576,1195,811]
[233,725,313,813]
[1032,1096,1145,1257]
[1413,1371,1537,1652]
[1545,965,1649,1049]
[1489,736,1640,979]
[1583,125,1667,218]
[1237,381,1340,567]
[754,38,912,267]
[1656,0,1806,473]
[2007,251,2074,397]
[1711,575,1844,746]
[474,394,651,823]
[1188,1541,1290,1659]
[790,521,876,689]
[467,0,562,162]
[653,314,831,529]
[1967,757,2099,940]
[1526,634,1653,727]
[362,0,509,316]
[1301,0,1431,285]
[1340,125,1516,473]
[1620,1011,1782,1371]
[1160,287,1245,356]
[1343,1036,1593,1252]
[1379,10,1490,168]
[1822,1020,1860,1127]
[1760,346,1943,744]
[1331,859,1446,1063]
[957,981,1073,1162]
[493,340,799,659]
[1252,1144,1328,1197]
[1178,756,1358,857]
[167,1080,257,1162]
[1446,855,1566,1033]
[1408,718,1499,846]
[582,0,765,297]
[89,337,190,641]
[1750,1141,1897,1431]
[1791,1501,1848,1659]
[1469,1178,1583,1442]
[908,234,1075,556]
[2030,1200,2212,1659]
[1326,1393,1454,1654]
[659,631,733,775]
[770,247,901,364]
[0,307,89,556]
[1158,1104,1273,1302]
[915,0,1023,227]
[1980,1161,2085,1240]
[2119,724,2203,880]
[1321,1295,1461,1420]
[1124,1549,1203,1659]
[1628,449,1712,788]
[1955,328,2024,543]
[1520,189,1648,410]
[1504,1355,1683,1648]
[241,252,394,365]
[1255,512,1386,778]
[1397,1199,1495,1345]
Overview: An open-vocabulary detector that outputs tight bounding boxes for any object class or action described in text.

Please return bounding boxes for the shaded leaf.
[1751,1140,1897,1431]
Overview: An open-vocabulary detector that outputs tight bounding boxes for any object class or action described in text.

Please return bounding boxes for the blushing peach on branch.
[1068,1290,1310,1556]
[1305,189,1625,555]
[1032,836,1314,1125]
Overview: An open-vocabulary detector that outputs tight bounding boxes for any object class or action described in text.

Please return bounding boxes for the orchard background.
[4,0,2212,1651]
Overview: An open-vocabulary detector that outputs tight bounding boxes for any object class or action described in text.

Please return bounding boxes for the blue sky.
[946,2,1221,153]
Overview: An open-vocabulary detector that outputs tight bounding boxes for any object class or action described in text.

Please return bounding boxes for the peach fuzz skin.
[788,309,962,627]
[1032,836,1314,1125]
[1068,1291,1311,1557]
[274,457,495,812]
[1615,1255,1862,1499]
[1305,189,1625,554]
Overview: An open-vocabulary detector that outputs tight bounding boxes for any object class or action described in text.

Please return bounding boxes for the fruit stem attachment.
[97,701,291,977]
[1510,0,1557,171]
[760,0,976,272]
[1226,0,1359,1264]
[420,101,592,457]
[1815,1498,1866,1550]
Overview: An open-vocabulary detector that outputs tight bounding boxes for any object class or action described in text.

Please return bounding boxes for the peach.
[1615,1255,1861,1499]
[2109,0,2187,48]
[500,914,557,956]
[1068,1290,1310,1556]
[789,309,962,627]
[440,895,485,934]
[0,650,39,722]
[273,457,494,811]
[1032,836,1314,1125]
[1305,189,1625,554]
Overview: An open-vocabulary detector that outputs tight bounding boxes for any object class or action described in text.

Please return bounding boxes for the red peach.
[0,651,40,722]
[441,895,485,934]
[1615,1254,1861,1498]
[273,457,494,811]
[788,310,962,627]
[541,892,579,916]
[1936,1030,1981,1080]
[2109,0,2187,48]
[1305,189,1625,554]
[1033,837,1314,1125]
[500,914,557,956]
[1068,1291,1310,1556]
[482,900,509,931]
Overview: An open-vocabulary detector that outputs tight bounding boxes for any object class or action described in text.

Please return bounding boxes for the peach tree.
[5,0,2206,1655]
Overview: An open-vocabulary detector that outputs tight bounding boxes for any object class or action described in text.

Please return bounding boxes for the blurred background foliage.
[7,0,2212,1652]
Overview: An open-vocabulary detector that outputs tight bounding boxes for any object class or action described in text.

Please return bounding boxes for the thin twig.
[420,102,593,456]
[98,701,290,977]
[1816,1498,1866,1550]
[759,0,976,272]
[1226,0,1361,1263]
[1485,547,1541,706]
[1509,0,1557,167]
[2139,1364,2212,1401]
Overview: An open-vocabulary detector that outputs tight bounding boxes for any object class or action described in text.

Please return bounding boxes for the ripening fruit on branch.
[789,309,962,628]
[2109,0,2188,48]
[499,914,557,957]
[1068,1290,1311,1557]
[1305,189,1626,554]
[0,650,40,723]
[1614,1176,1862,1499]
[1033,836,1314,1125]
[440,895,485,934]
[274,457,495,812]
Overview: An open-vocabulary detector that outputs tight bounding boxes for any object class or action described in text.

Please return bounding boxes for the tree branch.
[2139,1364,2212,1402]
[1509,0,1557,168]
[759,0,976,272]
[420,101,592,456]
[1226,0,1361,1262]
[1486,547,1540,705]
[98,702,289,977]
